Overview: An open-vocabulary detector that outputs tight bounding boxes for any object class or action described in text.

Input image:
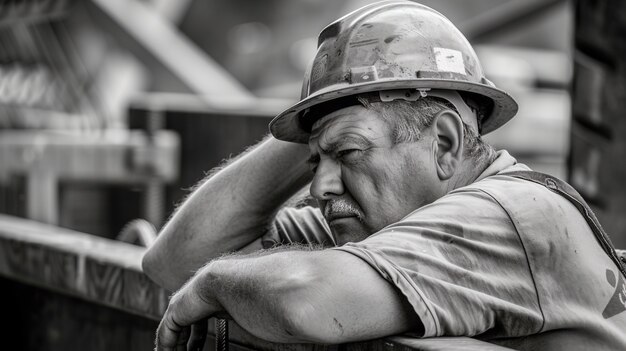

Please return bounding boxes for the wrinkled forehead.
[308,106,389,149]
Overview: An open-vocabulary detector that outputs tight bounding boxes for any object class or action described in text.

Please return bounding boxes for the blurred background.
[0,0,574,239]
[1,0,625,349]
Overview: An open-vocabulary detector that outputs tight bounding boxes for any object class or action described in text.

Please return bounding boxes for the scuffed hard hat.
[270,0,518,143]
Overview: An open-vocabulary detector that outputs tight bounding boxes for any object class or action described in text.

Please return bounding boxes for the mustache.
[323,199,363,222]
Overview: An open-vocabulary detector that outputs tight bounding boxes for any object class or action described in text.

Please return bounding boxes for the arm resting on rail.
[155,249,422,349]
[143,136,312,291]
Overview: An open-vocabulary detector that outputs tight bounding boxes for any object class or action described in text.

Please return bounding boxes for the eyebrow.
[325,135,371,151]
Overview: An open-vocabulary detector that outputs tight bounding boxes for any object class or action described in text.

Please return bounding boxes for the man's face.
[307,105,441,245]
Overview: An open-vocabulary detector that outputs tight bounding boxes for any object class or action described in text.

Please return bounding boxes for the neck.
[445,154,494,192]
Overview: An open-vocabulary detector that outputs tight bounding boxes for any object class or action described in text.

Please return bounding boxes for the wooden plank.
[0,214,167,320]
[385,336,513,351]
[0,214,142,268]
[0,214,512,350]
[227,325,515,351]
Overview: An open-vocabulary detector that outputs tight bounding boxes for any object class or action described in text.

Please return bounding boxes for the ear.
[432,110,464,180]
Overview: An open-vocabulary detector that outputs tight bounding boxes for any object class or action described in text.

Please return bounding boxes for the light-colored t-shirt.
[263,150,626,350]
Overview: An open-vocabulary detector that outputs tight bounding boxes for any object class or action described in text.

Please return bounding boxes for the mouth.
[326,213,358,224]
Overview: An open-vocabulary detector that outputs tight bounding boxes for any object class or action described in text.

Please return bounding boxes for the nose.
[310,159,344,200]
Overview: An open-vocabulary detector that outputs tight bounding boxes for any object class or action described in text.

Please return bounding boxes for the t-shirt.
[262,150,626,350]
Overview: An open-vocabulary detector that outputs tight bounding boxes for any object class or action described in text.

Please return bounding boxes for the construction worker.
[144,1,626,350]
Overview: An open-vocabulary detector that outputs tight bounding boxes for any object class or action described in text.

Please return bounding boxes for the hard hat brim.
[269,79,518,144]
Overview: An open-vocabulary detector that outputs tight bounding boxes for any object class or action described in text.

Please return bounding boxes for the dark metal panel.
[570,0,626,248]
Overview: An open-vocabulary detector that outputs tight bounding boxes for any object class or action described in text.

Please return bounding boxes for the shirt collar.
[475,150,529,183]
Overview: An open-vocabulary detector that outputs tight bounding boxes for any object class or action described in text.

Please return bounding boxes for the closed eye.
[337,149,357,156]
[337,149,362,161]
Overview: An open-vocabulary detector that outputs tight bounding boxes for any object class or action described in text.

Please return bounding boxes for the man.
[143,1,626,350]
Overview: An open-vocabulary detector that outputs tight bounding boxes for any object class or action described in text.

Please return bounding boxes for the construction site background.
[1,1,625,350]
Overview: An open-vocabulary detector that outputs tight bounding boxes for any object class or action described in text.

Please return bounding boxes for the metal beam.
[86,0,255,103]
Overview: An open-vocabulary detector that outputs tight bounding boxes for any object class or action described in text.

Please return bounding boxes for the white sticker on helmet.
[434,47,466,75]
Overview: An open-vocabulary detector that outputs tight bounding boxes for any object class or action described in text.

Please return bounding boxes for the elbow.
[141,225,190,291]
[141,248,163,285]
[141,246,178,291]
[281,302,344,345]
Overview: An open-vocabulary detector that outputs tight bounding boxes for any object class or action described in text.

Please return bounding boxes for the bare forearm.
[196,250,314,343]
[192,249,420,344]
[156,248,420,349]
[143,136,312,291]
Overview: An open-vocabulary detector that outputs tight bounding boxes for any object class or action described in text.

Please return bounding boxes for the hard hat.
[269,0,518,143]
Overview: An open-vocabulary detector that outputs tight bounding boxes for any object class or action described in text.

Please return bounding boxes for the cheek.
[340,165,379,199]
[363,156,410,198]
[341,163,397,216]
[397,157,440,207]
[362,153,430,210]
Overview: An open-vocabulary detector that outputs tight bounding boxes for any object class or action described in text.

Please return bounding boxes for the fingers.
[155,311,190,351]
[177,326,191,351]
[155,286,215,351]
[187,319,208,351]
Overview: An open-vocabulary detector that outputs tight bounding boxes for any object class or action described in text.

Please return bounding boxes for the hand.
[155,278,221,351]
[187,319,209,351]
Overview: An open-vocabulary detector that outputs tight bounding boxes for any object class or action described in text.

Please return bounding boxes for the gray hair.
[357,96,496,164]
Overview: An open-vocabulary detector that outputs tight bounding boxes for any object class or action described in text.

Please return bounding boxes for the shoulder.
[398,178,518,235]
[462,172,593,269]
[465,172,574,229]
[383,171,560,246]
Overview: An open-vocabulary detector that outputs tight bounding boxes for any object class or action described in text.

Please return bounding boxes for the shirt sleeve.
[262,206,335,248]
[331,187,544,338]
